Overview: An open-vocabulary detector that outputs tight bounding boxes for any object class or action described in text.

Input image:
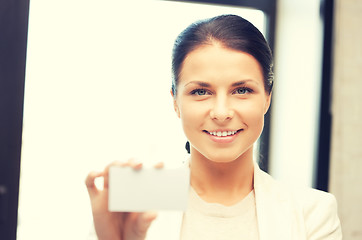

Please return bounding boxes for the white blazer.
[88,163,342,240]
[145,164,342,240]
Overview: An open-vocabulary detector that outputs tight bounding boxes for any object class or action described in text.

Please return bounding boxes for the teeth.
[208,130,238,137]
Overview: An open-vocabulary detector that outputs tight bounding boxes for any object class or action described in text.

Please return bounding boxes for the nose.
[209,95,234,123]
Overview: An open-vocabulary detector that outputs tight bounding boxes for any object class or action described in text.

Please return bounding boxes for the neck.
[189,148,254,206]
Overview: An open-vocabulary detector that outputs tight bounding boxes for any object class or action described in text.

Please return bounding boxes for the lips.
[203,129,242,144]
[203,129,243,137]
[205,130,236,137]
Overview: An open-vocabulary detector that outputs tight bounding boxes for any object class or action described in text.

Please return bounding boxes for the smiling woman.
[86,15,342,240]
[173,45,270,164]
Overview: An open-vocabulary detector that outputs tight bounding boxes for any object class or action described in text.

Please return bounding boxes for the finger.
[119,158,142,170]
[125,158,143,170]
[126,158,136,165]
[136,212,158,234]
[131,162,143,170]
[103,159,140,188]
[154,162,164,169]
[85,171,103,198]
[103,160,127,189]
[142,211,158,222]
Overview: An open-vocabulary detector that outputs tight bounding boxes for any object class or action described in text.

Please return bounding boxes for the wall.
[329,0,362,239]
[269,0,323,187]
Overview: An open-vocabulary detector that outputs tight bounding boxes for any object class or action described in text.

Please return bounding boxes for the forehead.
[179,44,264,85]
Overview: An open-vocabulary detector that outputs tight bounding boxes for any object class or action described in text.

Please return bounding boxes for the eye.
[233,87,252,95]
[190,89,210,96]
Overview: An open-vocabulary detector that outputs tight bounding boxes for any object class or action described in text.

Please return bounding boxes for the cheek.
[179,101,207,126]
[236,100,266,128]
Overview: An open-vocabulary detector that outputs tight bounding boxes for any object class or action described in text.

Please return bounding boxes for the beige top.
[180,187,259,240]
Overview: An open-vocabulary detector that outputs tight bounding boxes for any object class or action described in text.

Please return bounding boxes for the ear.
[170,89,180,118]
[263,92,272,115]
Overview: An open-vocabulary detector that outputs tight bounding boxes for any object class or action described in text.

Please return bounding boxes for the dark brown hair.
[171,14,274,96]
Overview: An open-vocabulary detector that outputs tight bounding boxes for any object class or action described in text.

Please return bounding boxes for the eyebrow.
[184,81,211,88]
[231,80,259,87]
[184,79,258,88]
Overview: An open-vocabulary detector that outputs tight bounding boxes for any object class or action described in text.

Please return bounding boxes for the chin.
[191,143,254,164]
[194,148,244,163]
[208,157,237,164]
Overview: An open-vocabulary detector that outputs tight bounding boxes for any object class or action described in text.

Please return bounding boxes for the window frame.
[0,0,30,239]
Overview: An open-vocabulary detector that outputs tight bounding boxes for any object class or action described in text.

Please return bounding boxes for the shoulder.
[255,164,336,208]
[289,185,342,239]
[255,166,342,239]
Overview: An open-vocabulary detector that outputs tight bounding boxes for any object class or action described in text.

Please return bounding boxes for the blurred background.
[1,0,361,239]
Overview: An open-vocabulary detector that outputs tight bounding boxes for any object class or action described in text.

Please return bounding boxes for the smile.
[203,129,243,137]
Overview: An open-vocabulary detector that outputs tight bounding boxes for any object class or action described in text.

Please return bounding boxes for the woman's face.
[173,44,271,163]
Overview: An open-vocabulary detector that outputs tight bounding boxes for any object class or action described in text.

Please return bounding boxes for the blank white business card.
[109,166,190,212]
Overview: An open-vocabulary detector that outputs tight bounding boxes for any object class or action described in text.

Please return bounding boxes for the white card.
[109,166,190,212]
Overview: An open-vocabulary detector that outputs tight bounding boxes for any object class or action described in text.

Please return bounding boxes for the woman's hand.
[85,159,163,240]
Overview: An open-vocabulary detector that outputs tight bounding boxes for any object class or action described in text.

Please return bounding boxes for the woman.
[85,15,342,240]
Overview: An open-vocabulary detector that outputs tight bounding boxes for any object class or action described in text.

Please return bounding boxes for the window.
[18,1,266,239]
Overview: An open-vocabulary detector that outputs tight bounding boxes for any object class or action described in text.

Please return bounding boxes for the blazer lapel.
[254,164,292,240]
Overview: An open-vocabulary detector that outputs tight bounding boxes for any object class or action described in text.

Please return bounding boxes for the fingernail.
[133,162,143,170]
[154,162,164,169]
